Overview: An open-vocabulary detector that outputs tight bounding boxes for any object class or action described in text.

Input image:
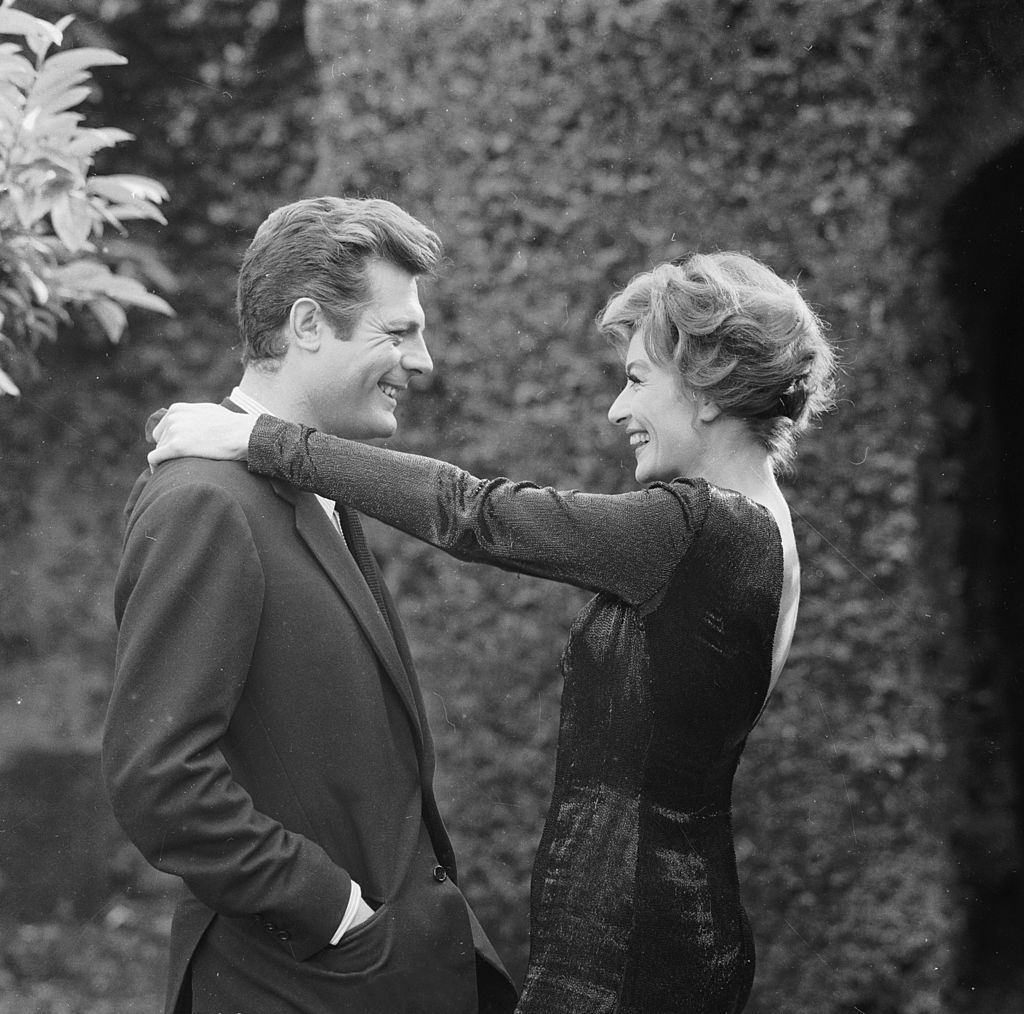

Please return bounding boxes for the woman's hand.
[147,403,257,470]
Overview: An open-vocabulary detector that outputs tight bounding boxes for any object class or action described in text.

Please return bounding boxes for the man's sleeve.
[102,478,352,960]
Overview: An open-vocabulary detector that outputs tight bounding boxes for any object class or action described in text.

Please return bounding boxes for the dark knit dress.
[248,416,784,1014]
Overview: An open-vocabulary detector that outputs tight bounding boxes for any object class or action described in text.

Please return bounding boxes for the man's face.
[306,259,431,439]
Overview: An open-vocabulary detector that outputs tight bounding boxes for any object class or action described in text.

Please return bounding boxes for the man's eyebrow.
[384,316,425,332]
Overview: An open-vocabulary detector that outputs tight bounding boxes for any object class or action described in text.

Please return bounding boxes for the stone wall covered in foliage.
[302,1,1010,1011]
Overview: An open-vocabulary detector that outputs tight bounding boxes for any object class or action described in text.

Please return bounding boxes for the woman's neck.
[696,420,780,505]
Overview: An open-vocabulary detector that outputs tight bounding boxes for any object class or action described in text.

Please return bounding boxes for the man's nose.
[401,335,433,378]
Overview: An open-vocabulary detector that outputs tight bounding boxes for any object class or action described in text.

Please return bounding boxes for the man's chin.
[375,416,398,439]
[326,414,397,441]
[359,419,398,441]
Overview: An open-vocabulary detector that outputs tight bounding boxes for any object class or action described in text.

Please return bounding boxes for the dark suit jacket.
[102,419,515,1013]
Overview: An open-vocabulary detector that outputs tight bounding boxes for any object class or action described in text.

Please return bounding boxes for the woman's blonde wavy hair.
[600,252,836,474]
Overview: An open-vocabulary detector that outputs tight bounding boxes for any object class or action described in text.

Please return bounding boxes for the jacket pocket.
[311,902,392,977]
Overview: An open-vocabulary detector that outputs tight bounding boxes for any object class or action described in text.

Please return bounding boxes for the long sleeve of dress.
[248,415,710,609]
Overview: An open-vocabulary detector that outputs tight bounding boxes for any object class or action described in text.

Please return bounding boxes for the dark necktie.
[336,503,393,633]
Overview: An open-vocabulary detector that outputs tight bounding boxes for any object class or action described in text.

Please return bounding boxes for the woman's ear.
[696,394,722,424]
[288,298,323,351]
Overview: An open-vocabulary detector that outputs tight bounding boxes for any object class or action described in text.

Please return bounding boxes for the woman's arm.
[249,415,709,607]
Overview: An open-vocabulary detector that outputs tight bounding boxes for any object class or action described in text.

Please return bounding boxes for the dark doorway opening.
[943,137,1024,1007]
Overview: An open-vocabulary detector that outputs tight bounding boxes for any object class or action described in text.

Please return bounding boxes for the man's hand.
[147,403,257,470]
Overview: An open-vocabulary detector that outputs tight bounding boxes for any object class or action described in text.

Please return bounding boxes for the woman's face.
[607,332,707,484]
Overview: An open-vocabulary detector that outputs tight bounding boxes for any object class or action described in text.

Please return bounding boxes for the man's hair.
[236,196,442,366]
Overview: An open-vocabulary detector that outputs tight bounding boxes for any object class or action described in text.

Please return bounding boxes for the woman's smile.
[608,333,705,483]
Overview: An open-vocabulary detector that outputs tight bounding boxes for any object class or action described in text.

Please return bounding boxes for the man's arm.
[103,475,352,960]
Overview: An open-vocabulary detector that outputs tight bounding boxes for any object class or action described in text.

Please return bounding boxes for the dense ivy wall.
[307,2,952,1011]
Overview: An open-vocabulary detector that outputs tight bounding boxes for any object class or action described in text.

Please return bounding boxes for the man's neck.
[236,366,308,424]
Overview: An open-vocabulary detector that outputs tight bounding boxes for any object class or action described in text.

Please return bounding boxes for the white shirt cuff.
[330,881,363,945]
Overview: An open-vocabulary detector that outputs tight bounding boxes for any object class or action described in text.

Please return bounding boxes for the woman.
[149,252,835,1013]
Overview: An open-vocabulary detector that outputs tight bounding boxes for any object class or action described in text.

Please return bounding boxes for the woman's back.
[518,480,783,1014]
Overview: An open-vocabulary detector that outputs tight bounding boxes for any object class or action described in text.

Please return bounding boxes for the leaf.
[0,91,22,130]
[88,175,170,227]
[0,50,34,88]
[50,193,95,252]
[50,261,175,317]
[20,110,85,146]
[24,269,49,305]
[30,48,127,111]
[23,149,86,180]
[92,175,169,205]
[49,259,110,289]
[9,164,81,228]
[0,363,20,396]
[38,47,127,79]
[0,8,63,61]
[0,8,59,42]
[100,202,168,226]
[29,84,92,117]
[63,126,133,158]
[85,176,147,204]
[86,296,127,343]
[91,273,174,316]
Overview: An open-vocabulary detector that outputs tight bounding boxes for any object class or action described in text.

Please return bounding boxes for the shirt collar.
[230,387,341,531]
[229,386,272,417]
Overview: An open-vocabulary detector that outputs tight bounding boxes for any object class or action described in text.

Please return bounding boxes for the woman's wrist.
[237,413,257,458]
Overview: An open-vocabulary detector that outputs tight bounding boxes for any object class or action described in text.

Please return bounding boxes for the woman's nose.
[608,386,629,426]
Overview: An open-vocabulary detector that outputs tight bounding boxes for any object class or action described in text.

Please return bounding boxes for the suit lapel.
[271,479,424,747]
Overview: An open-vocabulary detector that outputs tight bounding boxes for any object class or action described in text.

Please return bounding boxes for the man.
[103,197,517,1014]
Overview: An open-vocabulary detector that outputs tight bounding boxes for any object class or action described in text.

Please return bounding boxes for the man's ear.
[288,298,324,351]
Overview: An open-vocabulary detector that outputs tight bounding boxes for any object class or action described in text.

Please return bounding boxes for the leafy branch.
[0,0,173,396]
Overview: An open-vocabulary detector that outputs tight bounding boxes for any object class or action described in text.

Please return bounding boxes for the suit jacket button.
[275,929,292,941]
[432,864,448,882]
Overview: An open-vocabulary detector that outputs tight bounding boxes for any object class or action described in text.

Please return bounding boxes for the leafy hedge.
[307,1,954,1010]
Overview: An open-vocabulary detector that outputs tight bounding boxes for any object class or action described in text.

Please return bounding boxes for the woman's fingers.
[145,407,169,443]
[145,403,251,470]
[146,404,192,469]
